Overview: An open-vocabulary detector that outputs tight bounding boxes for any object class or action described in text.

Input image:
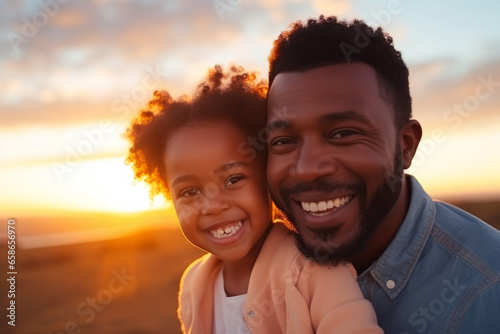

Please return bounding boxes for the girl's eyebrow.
[213,161,249,174]
[171,161,249,187]
[171,174,196,188]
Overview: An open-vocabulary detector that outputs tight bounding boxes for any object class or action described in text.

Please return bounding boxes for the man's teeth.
[210,221,243,239]
[301,196,352,213]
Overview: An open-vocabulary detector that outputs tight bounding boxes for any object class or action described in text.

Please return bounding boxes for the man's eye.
[180,188,200,197]
[225,175,245,187]
[271,137,295,146]
[331,130,357,138]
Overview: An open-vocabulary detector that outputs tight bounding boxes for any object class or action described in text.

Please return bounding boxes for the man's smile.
[300,195,353,216]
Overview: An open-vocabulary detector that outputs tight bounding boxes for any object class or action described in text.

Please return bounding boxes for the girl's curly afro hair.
[125,65,268,200]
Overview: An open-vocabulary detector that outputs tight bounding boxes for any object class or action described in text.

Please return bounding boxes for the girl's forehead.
[163,119,268,179]
[164,121,265,176]
[165,123,246,163]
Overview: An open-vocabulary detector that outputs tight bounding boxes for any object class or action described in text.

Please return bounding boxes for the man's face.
[266,63,404,265]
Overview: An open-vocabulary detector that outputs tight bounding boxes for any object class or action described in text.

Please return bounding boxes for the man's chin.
[274,198,366,265]
[292,223,368,267]
[295,233,349,266]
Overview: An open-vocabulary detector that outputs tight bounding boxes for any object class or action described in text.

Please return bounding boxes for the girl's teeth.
[210,221,243,239]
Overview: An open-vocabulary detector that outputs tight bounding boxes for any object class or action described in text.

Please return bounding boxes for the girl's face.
[164,122,272,264]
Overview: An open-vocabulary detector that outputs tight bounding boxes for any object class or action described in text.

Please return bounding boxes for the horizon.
[6,193,500,250]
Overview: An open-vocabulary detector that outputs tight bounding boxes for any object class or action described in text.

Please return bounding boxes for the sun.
[82,157,170,213]
[1,156,171,215]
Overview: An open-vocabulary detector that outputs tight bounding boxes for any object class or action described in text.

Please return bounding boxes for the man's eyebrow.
[321,110,372,125]
[266,119,291,133]
[266,111,371,133]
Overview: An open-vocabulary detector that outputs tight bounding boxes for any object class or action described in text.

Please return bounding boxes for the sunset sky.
[1,0,500,220]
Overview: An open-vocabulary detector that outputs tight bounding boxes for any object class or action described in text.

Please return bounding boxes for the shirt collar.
[361,175,436,299]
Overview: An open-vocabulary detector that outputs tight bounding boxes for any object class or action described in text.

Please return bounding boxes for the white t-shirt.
[212,269,251,334]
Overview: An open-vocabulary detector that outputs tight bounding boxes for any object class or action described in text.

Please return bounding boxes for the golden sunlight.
[409,129,500,200]
[0,157,170,215]
[82,157,170,213]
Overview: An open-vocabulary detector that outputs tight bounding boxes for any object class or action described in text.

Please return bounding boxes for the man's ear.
[399,119,422,169]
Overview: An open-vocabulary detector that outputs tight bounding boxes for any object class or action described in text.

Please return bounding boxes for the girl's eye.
[225,175,245,187]
[180,188,200,197]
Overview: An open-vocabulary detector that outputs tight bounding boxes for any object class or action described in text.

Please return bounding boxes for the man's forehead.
[266,63,394,128]
[268,63,379,109]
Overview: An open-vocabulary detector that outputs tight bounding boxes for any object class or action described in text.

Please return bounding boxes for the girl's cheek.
[176,201,202,224]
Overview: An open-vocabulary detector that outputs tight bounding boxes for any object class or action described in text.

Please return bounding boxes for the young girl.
[125,65,382,333]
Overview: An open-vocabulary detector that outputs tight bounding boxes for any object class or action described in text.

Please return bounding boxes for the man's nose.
[290,139,337,183]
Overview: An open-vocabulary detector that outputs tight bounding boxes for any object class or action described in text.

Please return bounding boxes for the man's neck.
[352,176,413,274]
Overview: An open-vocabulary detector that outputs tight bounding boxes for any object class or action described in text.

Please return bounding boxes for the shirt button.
[386,280,396,289]
[248,311,254,317]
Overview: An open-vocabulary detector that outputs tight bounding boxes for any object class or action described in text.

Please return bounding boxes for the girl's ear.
[399,119,423,169]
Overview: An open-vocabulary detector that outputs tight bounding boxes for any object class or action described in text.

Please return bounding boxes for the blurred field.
[1,226,204,334]
[1,199,499,334]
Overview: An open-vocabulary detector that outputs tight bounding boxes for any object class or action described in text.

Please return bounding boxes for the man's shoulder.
[419,202,500,334]
[433,200,498,231]
[419,202,500,303]
[406,176,500,267]
[431,200,500,267]
[366,179,500,333]
[370,199,500,333]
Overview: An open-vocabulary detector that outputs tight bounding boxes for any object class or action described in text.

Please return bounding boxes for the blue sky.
[1,0,500,215]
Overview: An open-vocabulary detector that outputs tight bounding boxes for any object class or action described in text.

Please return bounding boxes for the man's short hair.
[268,15,412,129]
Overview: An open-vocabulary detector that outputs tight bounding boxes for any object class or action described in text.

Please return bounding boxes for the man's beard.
[272,149,404,267]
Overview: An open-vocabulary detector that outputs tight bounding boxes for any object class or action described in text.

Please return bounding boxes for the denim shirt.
[358,175,500,334]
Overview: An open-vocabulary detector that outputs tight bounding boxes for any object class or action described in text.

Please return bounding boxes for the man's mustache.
[280,180,363,198]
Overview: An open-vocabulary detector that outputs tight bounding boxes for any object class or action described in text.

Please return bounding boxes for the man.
[266,15,500,333]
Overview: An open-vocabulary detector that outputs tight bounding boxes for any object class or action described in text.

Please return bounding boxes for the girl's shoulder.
[263,222,308,271]
[180,253,223,291]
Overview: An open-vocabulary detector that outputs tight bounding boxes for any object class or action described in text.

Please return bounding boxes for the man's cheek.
[266,169,280,190]
[267,155,286,177]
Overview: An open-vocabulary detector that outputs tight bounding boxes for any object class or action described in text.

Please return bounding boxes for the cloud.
[2,0,498,137]
[410,57,500,129]
[311,0,351,15]
[1,1,263,109]
[50,8,88,28]
[0,0,297,130]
